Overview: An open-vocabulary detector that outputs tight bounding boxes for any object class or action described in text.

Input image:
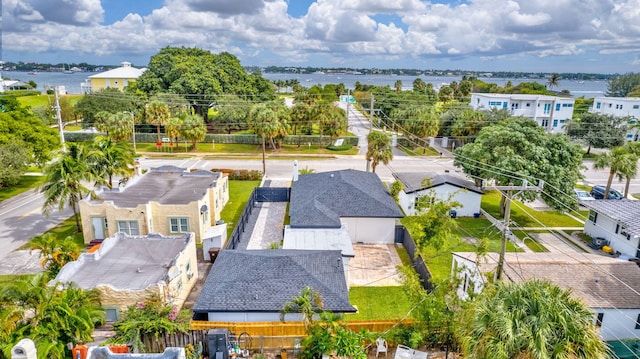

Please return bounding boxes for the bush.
[326,143,353,151]
[211,168,263,180]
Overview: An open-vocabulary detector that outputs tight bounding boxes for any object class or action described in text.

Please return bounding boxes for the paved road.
[0,188,73,262]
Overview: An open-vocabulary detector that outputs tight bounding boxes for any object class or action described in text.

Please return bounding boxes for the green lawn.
[17,94,83,108]
[347,286,413,321]
[481,190,583,227]
[19,215,85,250]
[398,146,440,156]
[135,142,358,156]
[0,175,44,202]
[220,180,261,237]
[512,229,549,252]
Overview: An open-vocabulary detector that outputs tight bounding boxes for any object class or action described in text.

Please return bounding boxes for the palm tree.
[94,112,133,142]
[593,146,636,199]
[0,274,104,358]
[146,100,171,143]
[165,116,183,144]
[249,102,291,149]
[29,233,81,278]
[366,131,393,173]
[622,142,640,196]
[547,73,561,90]
[88,136,135,189]
[460,279,609,359]
[280,286,324,332]
[180,114,207,151]
[40,143,97,232]
[394,80,403,93]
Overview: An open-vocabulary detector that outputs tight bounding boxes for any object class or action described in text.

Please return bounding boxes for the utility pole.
[491,179,544,280]
[261,133,266,175]
[54,87,65,152]
[366,93,374,172]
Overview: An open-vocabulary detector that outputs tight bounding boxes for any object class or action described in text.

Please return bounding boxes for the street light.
[124,111,136,153]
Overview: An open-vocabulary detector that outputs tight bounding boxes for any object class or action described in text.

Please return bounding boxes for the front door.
[92,217,106,240]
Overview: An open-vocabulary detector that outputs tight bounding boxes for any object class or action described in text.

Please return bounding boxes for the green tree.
[394,80,403,93]
[454,117,583,212]
[0,142,30,187]
[29,233,81,278]
[0,273,104,359]
[565,113,627,154]
[88,136,135,189]
[136,47,274,122]
[606,73,640,97]
[391,105,439,148]
[366,131,393,173]
[459,280,609,359]
[450,109,488,144]
[214,96,251,134]
[94,112,134,142]
[180,114,207,151]
[0,100,59,165]
[249,101,291,149]
[165,116,183,143]
[146,100,171,143]
[109,294,190,353]
[413,78,427,92]
[621,142,640,196]
[438,85,454,102]
[546,73,561,90]
[280,286,324,332]
[74,88,139,127]
[40,143,97,232]
[593,146,637,199]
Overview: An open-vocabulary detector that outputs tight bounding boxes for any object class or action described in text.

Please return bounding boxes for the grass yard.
[17,94,83,108]
[512,229,549,252]
[481,190,583,227]
[398,146,440,157]
[0,175,44,202]
[347,286,413,321]
[220,180,261,237]
[135,142,358,156]
[19,216,85,250]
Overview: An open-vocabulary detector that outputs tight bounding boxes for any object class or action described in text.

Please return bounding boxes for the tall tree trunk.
[604,170,615,200]
[156,125,161,143]
[586,145,592,155]
[72,203,81,233]
[625,177,631,198]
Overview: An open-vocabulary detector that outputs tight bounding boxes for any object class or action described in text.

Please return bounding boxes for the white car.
[574,189,595,201]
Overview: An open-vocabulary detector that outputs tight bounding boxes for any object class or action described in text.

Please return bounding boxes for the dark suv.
[590,185,624,199]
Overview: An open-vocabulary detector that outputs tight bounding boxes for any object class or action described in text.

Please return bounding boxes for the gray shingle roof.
[454,252,640,309]
[392,172,483,194]
[581,200,640,237]
[289,169,403,228]
[89,166,221,208]
[193,250,355,313]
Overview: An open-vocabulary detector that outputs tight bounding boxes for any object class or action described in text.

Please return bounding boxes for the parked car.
[590,185,624,199]
[574,189,594,201]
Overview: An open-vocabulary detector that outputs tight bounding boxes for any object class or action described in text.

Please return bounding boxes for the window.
[526,103,531,107]
[544,103,551,114]
[562,103,573,108]
[616,224,620,234]
[169,217,189,233]
[588,210,598,223]
[596,313,604,327]
[636,314,640,329]
[489,101,502,107]
[609,103,613,108]
[633,105,639,109]
[630,119,637,125]
[560,119,566,124]
[116,220,139,235]
[628,134,634,139]
[541,119,549,128]
[553,119,558,127]
[106,308,119,322]
[596,102,601,109]
[556,104,561,111]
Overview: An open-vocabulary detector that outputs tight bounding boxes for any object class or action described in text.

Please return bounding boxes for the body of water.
[3,70,608,98]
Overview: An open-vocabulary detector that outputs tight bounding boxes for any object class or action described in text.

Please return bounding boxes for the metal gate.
[255,187,290,202]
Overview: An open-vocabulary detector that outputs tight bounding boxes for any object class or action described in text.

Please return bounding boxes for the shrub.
[211,168,263,180]
[326,143,353,151]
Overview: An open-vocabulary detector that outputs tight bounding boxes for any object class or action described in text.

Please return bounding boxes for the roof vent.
[137,267,143,273]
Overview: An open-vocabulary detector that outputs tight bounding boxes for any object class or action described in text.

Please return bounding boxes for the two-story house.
[470,93,575,134]
[79,166,229,244]
[81,61,145,93]
[589,97,640,141]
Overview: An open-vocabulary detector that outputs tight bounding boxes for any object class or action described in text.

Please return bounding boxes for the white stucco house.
[589,97,640,141]
[582,200,640,258]
[452,251,640,341]
[392,172,483,217]
[470,93,575,134]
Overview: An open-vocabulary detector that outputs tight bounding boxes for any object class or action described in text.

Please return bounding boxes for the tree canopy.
[74,88,140,127]
[136,47,275,122]
[454,117,583,211]
[459,280,609,359]
[606,73,640,97]
[566,113,628,153]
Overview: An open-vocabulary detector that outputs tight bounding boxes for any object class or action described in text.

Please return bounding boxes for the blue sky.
[3,0,640,73]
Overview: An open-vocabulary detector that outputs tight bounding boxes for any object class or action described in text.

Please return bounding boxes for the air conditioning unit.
[187,271,194,280]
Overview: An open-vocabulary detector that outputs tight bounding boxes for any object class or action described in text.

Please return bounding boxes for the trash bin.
[449,209,457,218]
[208,248,220,263]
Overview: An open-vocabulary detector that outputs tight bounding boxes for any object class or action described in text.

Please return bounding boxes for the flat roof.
[55,233,193,291]
[88,166,221,208]
[283,225,355,257]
